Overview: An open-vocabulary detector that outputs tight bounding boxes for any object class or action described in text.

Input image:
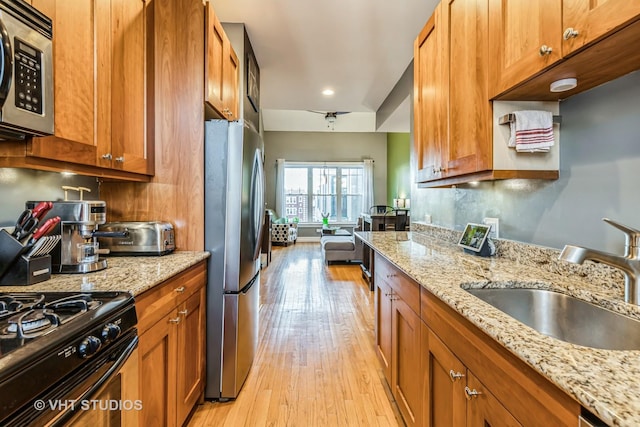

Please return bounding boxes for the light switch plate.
[483,217,499,239]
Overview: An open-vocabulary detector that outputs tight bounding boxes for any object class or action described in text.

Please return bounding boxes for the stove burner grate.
[0,293,101,339]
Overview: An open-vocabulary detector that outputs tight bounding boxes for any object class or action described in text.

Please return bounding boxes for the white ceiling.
[210,0,437,132]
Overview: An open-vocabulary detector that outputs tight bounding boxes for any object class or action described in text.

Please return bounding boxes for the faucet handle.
[603,218,640,255]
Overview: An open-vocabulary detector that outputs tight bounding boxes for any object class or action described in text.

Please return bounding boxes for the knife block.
[0,254,52,286]
[0,229,26,282]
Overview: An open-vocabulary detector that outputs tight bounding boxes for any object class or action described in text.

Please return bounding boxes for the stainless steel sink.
[464,288,640,350]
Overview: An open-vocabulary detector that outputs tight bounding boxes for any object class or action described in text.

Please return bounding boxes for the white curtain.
[275,158,286,218]
[363,159,374,213]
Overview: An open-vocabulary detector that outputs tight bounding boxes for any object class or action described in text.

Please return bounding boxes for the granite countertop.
[0,251,210,296]
[356,229,640,427]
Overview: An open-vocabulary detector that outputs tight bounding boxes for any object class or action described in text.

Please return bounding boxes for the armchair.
[272,222,298,246]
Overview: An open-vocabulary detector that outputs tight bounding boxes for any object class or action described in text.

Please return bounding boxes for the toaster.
[97,221,175,256]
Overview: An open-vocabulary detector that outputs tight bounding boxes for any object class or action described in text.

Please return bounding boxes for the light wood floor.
[189,243,402,426]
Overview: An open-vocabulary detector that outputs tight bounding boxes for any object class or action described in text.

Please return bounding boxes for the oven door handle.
[0,19,12,107]
[51,335,139,426]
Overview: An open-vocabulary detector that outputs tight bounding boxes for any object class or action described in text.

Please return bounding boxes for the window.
[283,163,364,223]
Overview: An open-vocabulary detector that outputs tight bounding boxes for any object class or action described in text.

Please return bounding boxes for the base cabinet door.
[375,279,393,384]
[466,372,522,427]
[391,296,423,427]
[427,329,466,427]
[176,287,206,426]
[139,312,177,427]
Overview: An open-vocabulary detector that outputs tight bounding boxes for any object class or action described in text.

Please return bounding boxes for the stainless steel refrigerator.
[204,119,265,400]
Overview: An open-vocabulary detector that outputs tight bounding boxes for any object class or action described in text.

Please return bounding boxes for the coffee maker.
[27,187,126,273]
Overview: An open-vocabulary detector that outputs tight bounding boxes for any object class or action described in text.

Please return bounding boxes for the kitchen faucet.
[559,218,640,305]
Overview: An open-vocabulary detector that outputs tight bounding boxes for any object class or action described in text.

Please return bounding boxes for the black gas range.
[0,291,137,426]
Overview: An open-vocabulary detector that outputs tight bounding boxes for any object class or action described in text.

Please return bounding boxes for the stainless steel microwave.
[0,0,53,140]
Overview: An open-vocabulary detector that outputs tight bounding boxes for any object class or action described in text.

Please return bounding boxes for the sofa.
[321,233,362,264]
[272,223,297,246]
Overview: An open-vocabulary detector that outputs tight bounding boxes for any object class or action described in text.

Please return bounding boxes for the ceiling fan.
[308,111,351,130]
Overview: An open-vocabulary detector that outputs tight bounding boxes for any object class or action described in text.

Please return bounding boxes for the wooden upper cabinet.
[414,3,447,183]
[224,43,239,120]
[27,0,152,177]
[488,0,562,98]
[29,0,97,165]
[415,0,493,184]
[445,0,491,178]
[97,0,151,174]
[562,0,640,56]
[205,2,239,120]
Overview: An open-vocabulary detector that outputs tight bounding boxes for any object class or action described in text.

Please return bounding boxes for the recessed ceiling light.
[322,89,334,96]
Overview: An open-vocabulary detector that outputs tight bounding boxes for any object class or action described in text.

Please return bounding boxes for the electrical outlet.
[424,214,432,224]
[483,217,499,239]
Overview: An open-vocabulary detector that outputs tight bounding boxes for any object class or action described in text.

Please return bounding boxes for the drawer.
[374,252,420,314]
[135,261,206,334]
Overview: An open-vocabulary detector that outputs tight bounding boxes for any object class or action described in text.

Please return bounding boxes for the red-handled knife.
[24,216,61,250]
[31,201,53,221]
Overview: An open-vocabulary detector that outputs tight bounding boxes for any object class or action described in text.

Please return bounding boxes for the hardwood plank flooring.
[189,243,402,426]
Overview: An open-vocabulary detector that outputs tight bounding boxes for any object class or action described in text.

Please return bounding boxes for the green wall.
[386,133,411,207]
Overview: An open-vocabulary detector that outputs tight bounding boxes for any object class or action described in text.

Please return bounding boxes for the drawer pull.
[178,309,188,316]
[464,386,482,400]
[449,370,465,382]
[169,317,181,324]
[386,274,397,279]
[174,286,186,293]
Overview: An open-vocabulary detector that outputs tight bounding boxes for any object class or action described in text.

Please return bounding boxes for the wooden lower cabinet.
[421,287,580,426]
[176,288,206,425]
[375,278,393,383]
[425,326,521,427]
[140,310,177,427]
[373,250,581,427]
[137,262,206,427]
[392,296,422,427]
[466,372,521,427]
[374,253,422,427]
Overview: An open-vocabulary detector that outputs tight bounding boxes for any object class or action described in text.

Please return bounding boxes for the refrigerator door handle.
[250,148,265,261]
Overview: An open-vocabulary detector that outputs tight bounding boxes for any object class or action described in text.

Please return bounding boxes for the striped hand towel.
[508,110,555,152]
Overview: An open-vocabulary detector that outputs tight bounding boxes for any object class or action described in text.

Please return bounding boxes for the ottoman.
[321,235,363,264]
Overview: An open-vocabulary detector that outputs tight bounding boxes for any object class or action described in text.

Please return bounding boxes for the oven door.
[4,330,139,427]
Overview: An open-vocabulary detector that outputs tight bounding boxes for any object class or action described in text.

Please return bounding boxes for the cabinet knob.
[115,156,125,163]
[169,317,181,324]
[101,153,112,160]
[563,27,579,40]
[178,309,189,316]
[539,45,553,56]
[464,386,482,400]
[449,370,465,382]
[174,286,186,293]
